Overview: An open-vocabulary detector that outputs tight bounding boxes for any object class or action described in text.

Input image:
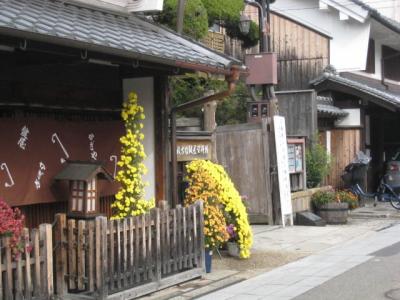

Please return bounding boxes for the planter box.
[292,186,333,213]
[227,242,240,258]
[316,202,349,224]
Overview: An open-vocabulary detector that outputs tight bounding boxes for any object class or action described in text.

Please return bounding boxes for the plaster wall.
[70,0,163,12]
[123,77,156,201]
[374,39,383,79]
[271,0,371,72]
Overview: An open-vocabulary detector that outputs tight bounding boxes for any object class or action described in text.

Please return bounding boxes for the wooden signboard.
[176,138,212,162]
[273,116,293,227]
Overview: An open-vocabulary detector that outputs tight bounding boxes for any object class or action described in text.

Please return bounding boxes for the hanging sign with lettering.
[176,138,213,162]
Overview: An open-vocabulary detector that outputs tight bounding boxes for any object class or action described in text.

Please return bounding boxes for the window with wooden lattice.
[86,178,96,213]
[71,180,85,212]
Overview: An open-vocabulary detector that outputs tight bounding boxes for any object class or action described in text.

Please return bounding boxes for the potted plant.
[312,190,349,224]
[226,224,240,257]
[184,160,253,264]
[336,190,359,209]
[203,201,230,273]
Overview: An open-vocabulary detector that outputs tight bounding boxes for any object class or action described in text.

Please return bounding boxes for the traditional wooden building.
[267,0,400,190]
[0,0,243,227]
[205,0,400,192]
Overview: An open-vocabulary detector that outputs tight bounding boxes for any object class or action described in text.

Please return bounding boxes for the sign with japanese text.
[176,139,212,162]
[273,116,293,226]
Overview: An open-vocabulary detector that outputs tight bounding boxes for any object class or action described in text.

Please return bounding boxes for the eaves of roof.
[0,0,243,75]
[317,103,349,118]
[311,72,400,110]
[316,96,348,118]
[351,0,400,34]
[322,0,369,23]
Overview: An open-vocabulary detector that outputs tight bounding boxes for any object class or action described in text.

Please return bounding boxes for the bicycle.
[347,177,400,210]
[341,151,400,210]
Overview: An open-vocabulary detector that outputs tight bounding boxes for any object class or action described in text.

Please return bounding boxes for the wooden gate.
[216,120,273,224]
[54,201,205,299]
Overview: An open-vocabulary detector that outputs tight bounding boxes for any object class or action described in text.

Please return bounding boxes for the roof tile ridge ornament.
[323,64,339,76]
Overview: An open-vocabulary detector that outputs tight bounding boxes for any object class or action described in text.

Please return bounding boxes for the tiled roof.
[316,96,348,118]
[311,71,400,109]
[351,0,400,34]
[0,0,241,72]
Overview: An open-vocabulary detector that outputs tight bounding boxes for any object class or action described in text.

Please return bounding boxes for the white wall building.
[271,0,400,77]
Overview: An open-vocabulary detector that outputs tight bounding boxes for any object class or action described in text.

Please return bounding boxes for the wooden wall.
[321,129,361,189]
[17,196,114,229]
[0,51,121,108]
[223,12,330,91]
[277,90,317,141]
[270,13,330,91]
[216,122,272,224]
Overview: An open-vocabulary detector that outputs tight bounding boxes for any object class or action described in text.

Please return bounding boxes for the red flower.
[0,199,25,260]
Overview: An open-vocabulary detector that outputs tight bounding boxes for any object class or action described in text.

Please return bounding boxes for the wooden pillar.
[203,100,217,132]
[39,224,53,298]
[267,117,281,225]
[154,76,169,205]
[54,214,67,296]
[261,119,274,225]
[203,99,218,162]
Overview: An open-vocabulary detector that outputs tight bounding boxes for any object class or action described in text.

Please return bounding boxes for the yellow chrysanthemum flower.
[184,160,253,258]
[112,91,154,219]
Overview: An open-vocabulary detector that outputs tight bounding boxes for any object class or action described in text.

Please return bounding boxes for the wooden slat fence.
[55,201,205,299]
[0,224,53,300]
[0,202,204,299]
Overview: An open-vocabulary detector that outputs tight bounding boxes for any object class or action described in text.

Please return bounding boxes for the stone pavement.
[249,218,397,254]
[350,200,400,219]
[138,218,398,300]
[197,222,400,300]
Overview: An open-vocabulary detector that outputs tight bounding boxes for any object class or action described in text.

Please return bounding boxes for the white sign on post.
[273,116,293,227]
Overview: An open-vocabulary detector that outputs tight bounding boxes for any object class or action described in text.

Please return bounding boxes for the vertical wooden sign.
[273,116,293,227]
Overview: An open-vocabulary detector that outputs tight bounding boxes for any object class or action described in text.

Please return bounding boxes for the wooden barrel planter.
[316,202,349,224]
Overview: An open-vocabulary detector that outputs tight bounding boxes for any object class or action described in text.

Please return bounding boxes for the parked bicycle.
[341,151,400,210]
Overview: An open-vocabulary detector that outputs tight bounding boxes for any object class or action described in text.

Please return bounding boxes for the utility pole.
[177,0,186,34]
[243,0,281,224]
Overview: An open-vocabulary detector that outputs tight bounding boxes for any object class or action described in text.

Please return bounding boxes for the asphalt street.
[294,241,400,300]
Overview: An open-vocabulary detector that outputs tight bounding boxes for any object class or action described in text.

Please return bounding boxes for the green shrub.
[311,190,336,208]
[306,140,331,188]
[158,0,209,40]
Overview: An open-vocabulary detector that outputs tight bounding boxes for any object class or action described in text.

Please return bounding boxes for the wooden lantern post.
[54,161,113,219]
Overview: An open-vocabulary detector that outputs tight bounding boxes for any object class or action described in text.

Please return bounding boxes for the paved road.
[295,241,400,300]
[198,223,400,300]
